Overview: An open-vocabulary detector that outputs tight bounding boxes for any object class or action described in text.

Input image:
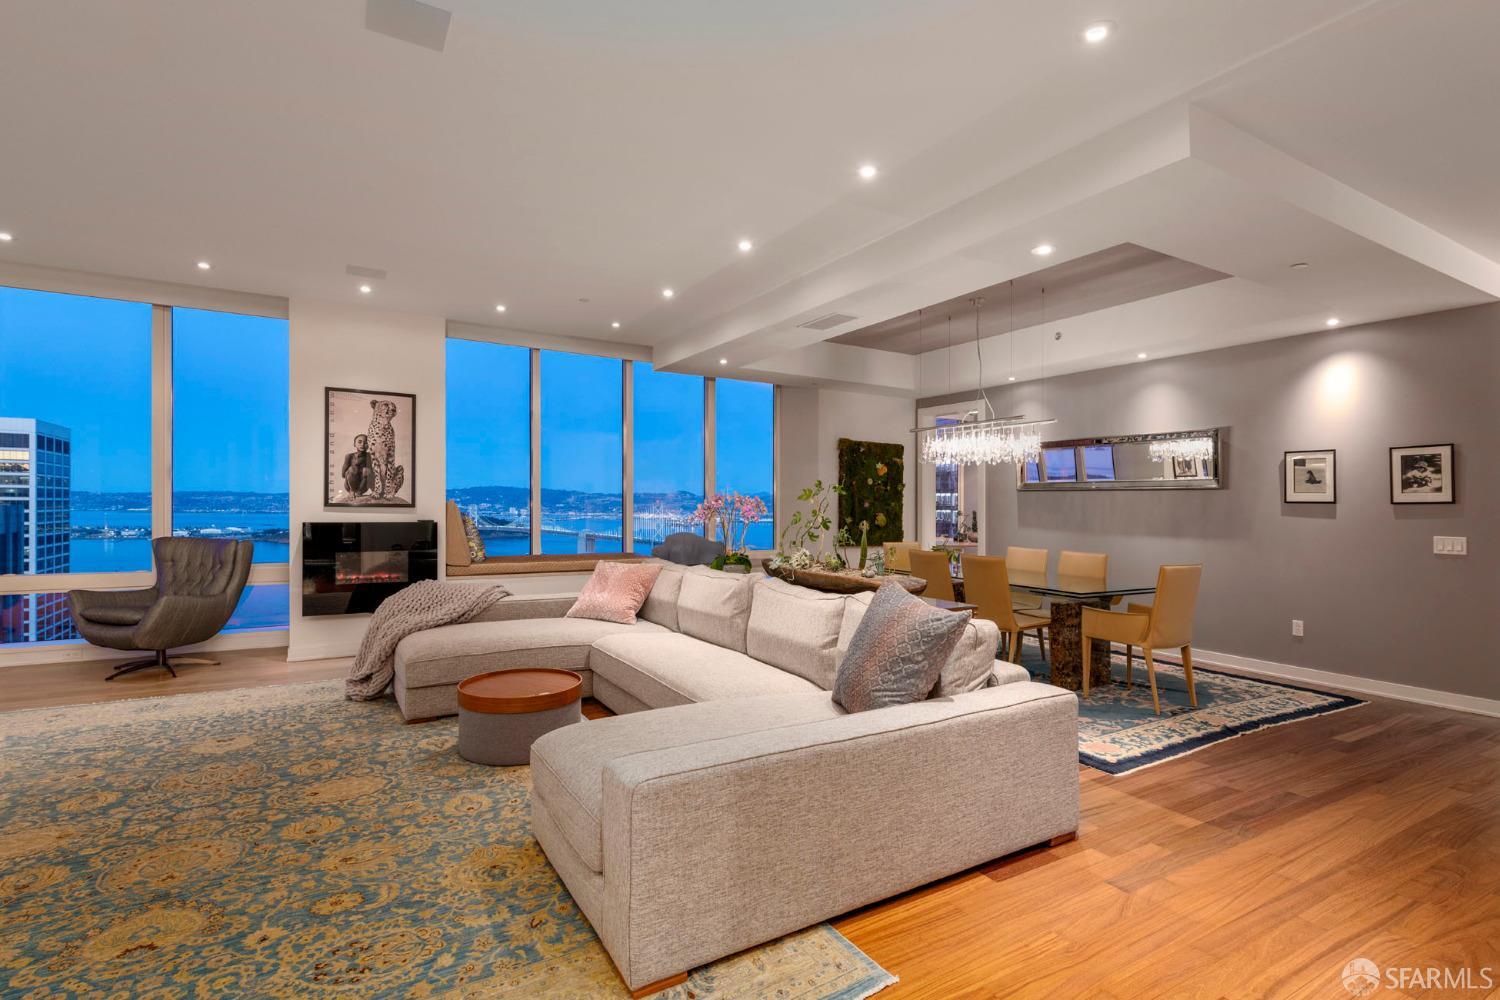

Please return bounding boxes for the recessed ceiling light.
[737,238,754,253]
[661,288,675,299]
[857,163,878,181]
[1325,317,1340,327]
[359,284,372,294]
[0,232,14,242]
[1137,352,1149,359]
[495,304,507,313]
[1007,376,1016,382]
[1290,261,1310,270]
[196,260,211,270]
[1082,21,1113,44]
[718,358,728,365]
[1031,243,1055,257]
[611,321,621,329]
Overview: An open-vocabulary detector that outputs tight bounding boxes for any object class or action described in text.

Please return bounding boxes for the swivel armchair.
[70,537,253,681]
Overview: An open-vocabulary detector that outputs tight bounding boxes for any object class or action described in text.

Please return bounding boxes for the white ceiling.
[0,0,1495,394]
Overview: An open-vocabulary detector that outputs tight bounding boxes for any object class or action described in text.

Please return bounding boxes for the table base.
[1048,599,1113,692]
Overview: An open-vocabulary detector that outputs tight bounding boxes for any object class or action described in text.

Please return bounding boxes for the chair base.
[104,650,220,681]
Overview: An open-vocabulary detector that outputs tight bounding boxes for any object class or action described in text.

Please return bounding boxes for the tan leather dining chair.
[1005,546,1049,609]
[962,554,1050,664]
[1057,550,1106,582]
[907,548,957,602]
[883,541,921,574]
[1080,564,1202,714]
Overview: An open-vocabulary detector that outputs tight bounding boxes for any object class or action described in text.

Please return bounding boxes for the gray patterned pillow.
[833,582,972,713]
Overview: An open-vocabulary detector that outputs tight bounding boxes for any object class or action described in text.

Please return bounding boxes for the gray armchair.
[70,537,253,681]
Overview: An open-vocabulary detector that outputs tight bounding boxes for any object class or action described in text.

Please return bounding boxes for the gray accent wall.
[922,303,1499,701]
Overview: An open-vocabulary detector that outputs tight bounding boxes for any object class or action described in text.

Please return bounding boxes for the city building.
[0,417,73,643]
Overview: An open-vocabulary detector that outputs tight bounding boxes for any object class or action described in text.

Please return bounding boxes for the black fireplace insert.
[301,520,438,616]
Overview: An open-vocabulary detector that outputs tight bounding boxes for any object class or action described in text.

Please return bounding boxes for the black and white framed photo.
[1390,443,1454,504]
[1283,449,1336,504]
[325,387,416,508]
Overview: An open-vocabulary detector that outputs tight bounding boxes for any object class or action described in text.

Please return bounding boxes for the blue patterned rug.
[1012,646,1365,775]
[0,682,896,999]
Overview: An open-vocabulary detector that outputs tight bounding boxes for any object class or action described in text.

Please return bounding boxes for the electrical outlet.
[1433,536,1468,556]
[1291,619,1305,638]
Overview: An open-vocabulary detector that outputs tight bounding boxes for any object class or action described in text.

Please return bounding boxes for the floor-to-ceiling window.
[541,351,623,554]
[445,339,532,555]
[713,377,775,551]
[631,365,704,554]
[0,285,289,649]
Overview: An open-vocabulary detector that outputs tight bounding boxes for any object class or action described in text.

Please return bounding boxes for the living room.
[2,2,1497,997]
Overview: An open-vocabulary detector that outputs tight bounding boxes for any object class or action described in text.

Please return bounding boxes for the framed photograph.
[1284,449,1336,503]
[325,387,416,508]
[1390,444,1454,504]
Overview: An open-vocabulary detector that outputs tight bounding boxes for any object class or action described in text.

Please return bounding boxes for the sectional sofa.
[392,562,1081,995]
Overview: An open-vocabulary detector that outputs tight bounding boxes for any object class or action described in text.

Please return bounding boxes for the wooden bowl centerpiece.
[760,560,928,596]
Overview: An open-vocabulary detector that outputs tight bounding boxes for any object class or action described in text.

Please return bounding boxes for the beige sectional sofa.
[391,563,1080,994]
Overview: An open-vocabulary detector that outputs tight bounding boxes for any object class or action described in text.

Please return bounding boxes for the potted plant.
[693,492,767,572]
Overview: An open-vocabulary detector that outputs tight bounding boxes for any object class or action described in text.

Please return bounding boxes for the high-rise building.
[0,418,73,644]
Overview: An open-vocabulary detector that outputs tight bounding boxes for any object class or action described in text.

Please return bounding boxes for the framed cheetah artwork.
[325,387,416,508]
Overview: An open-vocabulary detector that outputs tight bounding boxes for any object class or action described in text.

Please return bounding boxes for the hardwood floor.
[4,650,1497,997]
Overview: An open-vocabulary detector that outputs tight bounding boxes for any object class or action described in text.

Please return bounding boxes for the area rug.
[0,682,895,999]
[1012,646,1365,775]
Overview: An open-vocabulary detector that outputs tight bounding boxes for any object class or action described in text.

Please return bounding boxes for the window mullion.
[529,348,541,554]
[622,360,634,553]
[703,376,716,538]
[151,304,173,546]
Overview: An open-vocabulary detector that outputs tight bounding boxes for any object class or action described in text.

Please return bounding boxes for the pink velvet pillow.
[565,562,664,625]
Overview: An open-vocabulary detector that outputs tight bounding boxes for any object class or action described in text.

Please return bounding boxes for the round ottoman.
[455,668,583,766]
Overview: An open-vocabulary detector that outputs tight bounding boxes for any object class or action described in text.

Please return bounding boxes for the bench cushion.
[530,692,846,872]
[394,617,667,691]
[588,632,821,710]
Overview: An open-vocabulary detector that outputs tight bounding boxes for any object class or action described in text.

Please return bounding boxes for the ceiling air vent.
[797,312,858,331]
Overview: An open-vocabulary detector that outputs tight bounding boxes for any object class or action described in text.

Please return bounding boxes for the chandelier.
[1149,436,1216,463]
[915,290,1055,466]
[919,417,1049,466]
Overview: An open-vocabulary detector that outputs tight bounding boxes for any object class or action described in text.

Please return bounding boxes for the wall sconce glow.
[0,232,12,242]
[611,321,621,329]
[495,304,507,313]
[1082,21,1113,44]
[857,163,879,181]
[1031,243,1055,257]
[661,287,675,299]
[1316,356,1358,414]
[737,239,753,253]
[359,284,372,294]
[196,260,211,270]
[1325,317,1340,328]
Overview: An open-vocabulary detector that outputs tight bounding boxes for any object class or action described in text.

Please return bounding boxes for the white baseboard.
[1191,647,1500,719]
[0,629,289,669]
[285,639,359,663]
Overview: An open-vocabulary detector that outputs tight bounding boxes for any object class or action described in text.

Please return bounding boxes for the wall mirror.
[1017,428,1223,491]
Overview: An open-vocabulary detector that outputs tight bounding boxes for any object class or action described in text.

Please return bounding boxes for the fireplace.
[302,520,437,616]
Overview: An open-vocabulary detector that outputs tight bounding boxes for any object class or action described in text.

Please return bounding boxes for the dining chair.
[1058,548,1121,608]
[907,548,957,602]
[1080,564,1202,714]
[883,541,922,574]
[1005,546,1049,609]
[961,554,1050,664]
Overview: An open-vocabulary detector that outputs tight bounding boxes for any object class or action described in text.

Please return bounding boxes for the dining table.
[953,569,1157,692]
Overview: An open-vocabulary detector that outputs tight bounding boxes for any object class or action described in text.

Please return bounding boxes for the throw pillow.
[833,581,972,713]
[565,561,664,625]
[460,513,486,562]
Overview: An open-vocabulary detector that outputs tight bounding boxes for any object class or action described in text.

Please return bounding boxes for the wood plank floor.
[4,649,1497,998]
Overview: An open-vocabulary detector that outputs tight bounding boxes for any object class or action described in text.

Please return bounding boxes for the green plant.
[858,520,870,570]
[778,479,845,561]
[711,551,753,571]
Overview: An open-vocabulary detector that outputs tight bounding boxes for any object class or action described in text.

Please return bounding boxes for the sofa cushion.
[745,577,846,690]
[394,617,667,690]
[589,632,821,710]
[566,561,663,625]
[530,691,847,872]
[839,590,1004,697]
[676,567,756,652]
[638,563,684,632]
[833,582,971,712]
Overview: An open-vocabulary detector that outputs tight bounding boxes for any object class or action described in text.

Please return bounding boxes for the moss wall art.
[837,438,905,545]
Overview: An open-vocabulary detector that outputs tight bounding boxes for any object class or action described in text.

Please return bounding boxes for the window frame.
[0,275,290,635]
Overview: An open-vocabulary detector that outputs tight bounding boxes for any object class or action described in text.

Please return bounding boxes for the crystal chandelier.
[916,290,1055,466]
[1149,436,1215,463]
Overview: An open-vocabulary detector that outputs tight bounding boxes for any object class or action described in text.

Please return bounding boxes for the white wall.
[286,299,446,661]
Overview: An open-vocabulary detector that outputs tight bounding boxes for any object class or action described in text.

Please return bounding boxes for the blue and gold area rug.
[0,682,895,999]
[1014,647,1365,775]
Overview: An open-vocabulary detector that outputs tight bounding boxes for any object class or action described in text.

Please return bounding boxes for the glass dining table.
[952,569,1157,692]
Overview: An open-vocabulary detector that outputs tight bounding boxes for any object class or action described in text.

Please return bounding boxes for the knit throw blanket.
[345,579,510,701]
